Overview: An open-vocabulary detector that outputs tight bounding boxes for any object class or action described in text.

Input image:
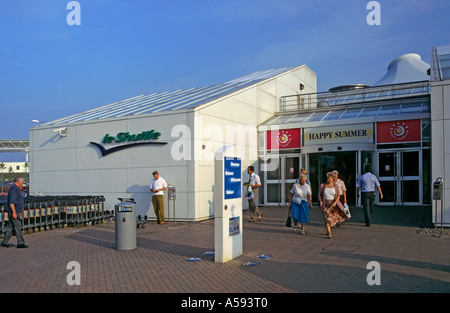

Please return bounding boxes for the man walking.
[356,165,383,226]
[1,177,28,248]
[247,166,262,222]
[150,171,167,225]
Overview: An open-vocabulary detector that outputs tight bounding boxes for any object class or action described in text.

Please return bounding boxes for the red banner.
[376,119,421,143]
[266,128,301,150]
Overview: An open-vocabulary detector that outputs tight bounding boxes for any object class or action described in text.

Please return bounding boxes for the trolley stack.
[0,195,112,235]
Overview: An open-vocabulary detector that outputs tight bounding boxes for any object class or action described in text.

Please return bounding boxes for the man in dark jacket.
[1,177,28,248]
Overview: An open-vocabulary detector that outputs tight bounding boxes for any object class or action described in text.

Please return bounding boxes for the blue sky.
[1,0,449,161]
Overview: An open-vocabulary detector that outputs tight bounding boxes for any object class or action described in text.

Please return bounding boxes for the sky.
[0,0,449,161]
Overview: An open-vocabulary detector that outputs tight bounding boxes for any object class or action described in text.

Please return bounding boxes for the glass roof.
[263,100,430,126]
[282,81,430,110]
[431,44,450,81]
[44,67,295,126]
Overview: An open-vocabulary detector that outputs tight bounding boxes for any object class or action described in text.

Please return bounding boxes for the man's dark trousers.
[361,191,376,225]
[2,214,25,246]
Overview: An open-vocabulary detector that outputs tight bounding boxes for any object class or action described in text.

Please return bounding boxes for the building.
[29,66,316,221]
[0,162,29,175]
[28,45,450,227]
[430,44,450,227]
[258,53,431,208]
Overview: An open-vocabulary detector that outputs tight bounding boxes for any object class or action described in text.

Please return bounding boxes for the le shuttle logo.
[90,130,167,157]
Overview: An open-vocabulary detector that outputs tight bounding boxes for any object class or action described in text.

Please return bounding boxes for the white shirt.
[248,172,261,188]
[290,183,311,204]
[324,187,336,201]
[150,177,167,196]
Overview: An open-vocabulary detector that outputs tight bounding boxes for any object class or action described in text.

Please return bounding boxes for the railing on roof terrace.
[279,81,430,112]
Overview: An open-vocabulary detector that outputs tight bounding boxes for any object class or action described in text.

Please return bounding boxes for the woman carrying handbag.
[288,174,312,235]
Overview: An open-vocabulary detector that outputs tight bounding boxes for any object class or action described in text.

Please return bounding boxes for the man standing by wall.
[247,166,262,222]
[1,177,28,248]
[150,171,167,225]
[356,165,383,227]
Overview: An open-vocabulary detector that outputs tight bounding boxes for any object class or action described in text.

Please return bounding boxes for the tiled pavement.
[0,205,448,293]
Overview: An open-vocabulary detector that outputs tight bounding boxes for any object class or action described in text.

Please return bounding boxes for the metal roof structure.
[263,80,431,128]
[264,99,430,127]
[0,140,29,153]
[279,81,430,112]
[42,67,296,126]
[430,44,450,81]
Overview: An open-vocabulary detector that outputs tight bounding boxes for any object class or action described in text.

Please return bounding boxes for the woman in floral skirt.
[318,172,348,238]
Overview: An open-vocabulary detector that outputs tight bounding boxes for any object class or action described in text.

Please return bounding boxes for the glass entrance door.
[264,156,299,205]
[377,150,421,205]
[308,151,357,206]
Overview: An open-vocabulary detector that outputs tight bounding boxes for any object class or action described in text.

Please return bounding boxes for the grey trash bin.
[115,198,137,250]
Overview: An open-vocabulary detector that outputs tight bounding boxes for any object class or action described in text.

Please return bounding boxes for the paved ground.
[0,204,448,294]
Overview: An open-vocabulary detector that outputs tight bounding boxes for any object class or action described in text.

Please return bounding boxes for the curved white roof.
[373,53,430,86]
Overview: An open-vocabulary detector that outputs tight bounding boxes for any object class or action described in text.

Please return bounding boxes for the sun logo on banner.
[389,122,410,141]
[276,130,292,148]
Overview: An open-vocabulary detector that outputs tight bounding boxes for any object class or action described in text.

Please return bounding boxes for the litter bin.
[115,198,136,250]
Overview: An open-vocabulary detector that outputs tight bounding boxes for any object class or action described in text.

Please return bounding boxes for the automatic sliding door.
[378,152,398,205]
[264,156,299,205]
[377,150,422,205]
[401,151,420,204]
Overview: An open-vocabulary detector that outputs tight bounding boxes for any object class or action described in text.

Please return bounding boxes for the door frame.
[264,155,301,206]
[376,149,422,206]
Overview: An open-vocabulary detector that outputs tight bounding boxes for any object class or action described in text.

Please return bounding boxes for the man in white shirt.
[150,171,168,225]
[247,166,262,222]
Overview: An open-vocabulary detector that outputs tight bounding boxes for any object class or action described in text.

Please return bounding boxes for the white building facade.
[430,44,450,226]
[29,66,316,221]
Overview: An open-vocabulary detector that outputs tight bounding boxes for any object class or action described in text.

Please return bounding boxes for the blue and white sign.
[224,157,241,199]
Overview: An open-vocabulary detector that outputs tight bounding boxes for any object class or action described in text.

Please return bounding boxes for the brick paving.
[0,204,448,293]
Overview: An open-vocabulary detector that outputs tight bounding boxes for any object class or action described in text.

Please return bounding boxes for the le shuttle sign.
[224,157,241,200]
[266,128,301,150]
[377,119,421,143]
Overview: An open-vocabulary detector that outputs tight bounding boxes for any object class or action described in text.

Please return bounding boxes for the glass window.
[361,151,373,174]
[378,105,400,116]
[422,149,431,204]
[379,181,397,203]
[442,68,450,80]
[438,53,450,61]
[399,102,426,114]
[402,181,420,203]
[402,151,419,177]
[324,110,345,121]
[422,119,431,142]
[358,107,380,118]
[267,184,280,203]
[309,112,329,122]
[284,157,299,180]
[438,59,450,68]
[340,108,362,120]
[378,152,396,177]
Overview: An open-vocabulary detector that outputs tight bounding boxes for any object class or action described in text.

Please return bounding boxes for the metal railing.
[280,81,430,112]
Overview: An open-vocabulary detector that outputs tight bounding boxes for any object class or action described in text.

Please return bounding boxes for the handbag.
[285,206,292,227]
[344,203,351,219]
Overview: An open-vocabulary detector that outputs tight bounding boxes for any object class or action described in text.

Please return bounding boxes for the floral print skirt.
[322,200,348,227]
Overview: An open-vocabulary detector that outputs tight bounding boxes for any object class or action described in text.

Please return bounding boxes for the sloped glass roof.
[44,67,295,126]
[263,100,430,127]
